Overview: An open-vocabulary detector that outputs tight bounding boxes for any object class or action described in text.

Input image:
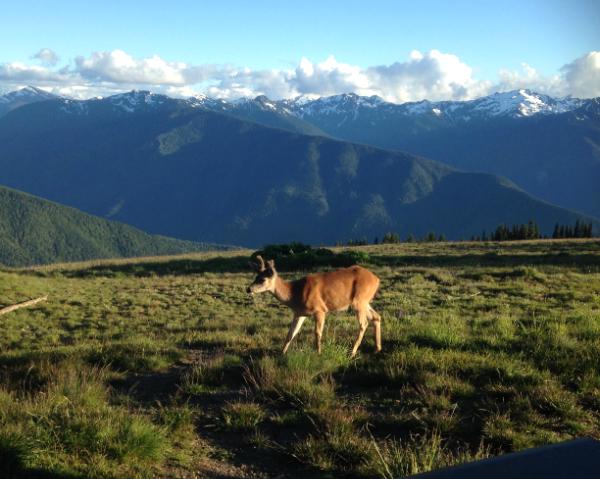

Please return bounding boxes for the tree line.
[341,231,447,246]
[340,220,594,246]
[552,220,593,239]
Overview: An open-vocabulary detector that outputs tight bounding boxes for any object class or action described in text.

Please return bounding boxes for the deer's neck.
[272,276,294,305]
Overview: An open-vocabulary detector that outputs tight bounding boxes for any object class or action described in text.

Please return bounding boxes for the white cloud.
[1,48,599,101]
[0,62,53,81]
[495,63,565,96]
[292,55,375,97]
[205,67,296,99]
[491,52,600,99]
[32,48,59,66]
[75,49,188,85]
[367,49,490,102]
[202,51,490,102]
[561,51,600,98]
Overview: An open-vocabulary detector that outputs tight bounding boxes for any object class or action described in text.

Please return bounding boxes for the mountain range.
[0,88,597,248]
[193,90,600,219]
[0,185,226,267]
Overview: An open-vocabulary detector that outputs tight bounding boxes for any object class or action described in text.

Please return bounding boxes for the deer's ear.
[254,255,266,271]
[267,259,276,270]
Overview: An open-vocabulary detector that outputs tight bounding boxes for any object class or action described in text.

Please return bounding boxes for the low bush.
[251,243,370,271]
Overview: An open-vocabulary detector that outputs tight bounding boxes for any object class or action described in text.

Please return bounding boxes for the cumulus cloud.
[292,55,374,97]
[494,63,564,96]
[561,51,600,98]
[491,52,600,99]
[1,48,599,101]
[367,49,490,102]
[206,67,296,99]
[32,48,59,66]
[197,51,489,101]
[0,61,66,83]
[75,49,188,85]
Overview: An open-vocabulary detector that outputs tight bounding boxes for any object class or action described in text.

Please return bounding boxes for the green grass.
[0,239,599,478]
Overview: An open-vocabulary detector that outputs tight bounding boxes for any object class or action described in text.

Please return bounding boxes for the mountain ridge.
[0,96,597,246]
[0,185,230,267]
[2,86,594,121]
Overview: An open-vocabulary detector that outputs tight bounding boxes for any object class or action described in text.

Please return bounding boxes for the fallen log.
[0,295,48,316]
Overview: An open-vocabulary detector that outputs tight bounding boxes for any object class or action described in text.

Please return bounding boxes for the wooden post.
[0,295,48,316]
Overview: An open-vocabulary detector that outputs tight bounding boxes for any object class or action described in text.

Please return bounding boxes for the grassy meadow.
[0,239,599,478]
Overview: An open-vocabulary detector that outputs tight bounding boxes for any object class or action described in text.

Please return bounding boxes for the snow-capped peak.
[2,85,595,125]
[277,89,589,123]
[186,94,231,111]
[106,90,168,112]
[464,89,582,118]
[285,92,387,119]
[0,85,58,104]
[21,85,49,94]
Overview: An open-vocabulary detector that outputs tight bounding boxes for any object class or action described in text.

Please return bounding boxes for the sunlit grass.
[0,238,599,478]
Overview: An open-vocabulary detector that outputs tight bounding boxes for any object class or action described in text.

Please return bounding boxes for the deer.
[246,255,382,357]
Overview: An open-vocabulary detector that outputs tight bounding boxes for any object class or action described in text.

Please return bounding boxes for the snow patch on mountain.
[60,99,89,115]
[275,89,589,123]
[0,86,58,104]
[2,86,595,126]
[107,90,168,113]
[465,90,583,118]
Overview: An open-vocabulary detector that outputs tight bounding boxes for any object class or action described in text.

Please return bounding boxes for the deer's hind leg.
[368,305,382,353]
[314,311,326,354]
[351,305,369,357]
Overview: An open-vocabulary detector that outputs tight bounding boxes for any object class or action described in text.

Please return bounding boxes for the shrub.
[222,402,266,431]
[0,363,173,477]
[251,243,370,271]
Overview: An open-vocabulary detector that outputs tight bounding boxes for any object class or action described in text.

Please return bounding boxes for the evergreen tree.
[382,232,400,244]
[526,220,535,239]
[532,221,540,239]
[552,222,560,239]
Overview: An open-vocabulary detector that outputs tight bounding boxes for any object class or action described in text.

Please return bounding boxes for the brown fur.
[247,257,382,356]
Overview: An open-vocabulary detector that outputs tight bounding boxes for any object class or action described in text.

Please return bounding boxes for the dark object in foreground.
[409,438,600,479]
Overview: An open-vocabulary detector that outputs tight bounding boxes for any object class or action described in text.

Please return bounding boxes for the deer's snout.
[246,286,253,294]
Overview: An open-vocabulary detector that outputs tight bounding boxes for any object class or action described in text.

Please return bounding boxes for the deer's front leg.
[282,315,306,354]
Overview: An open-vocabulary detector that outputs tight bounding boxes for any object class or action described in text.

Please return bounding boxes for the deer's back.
[300,265,379,313]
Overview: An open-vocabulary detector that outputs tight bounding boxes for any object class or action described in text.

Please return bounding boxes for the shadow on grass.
[1,468,83,479]
[58,256,252,278]
[370,252,600,269]
[51,249,600,278]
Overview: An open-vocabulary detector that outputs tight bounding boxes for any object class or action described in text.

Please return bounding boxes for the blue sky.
[1,0,599,100]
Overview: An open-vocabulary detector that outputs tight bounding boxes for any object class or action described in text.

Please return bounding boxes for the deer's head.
[247,255,277,294]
